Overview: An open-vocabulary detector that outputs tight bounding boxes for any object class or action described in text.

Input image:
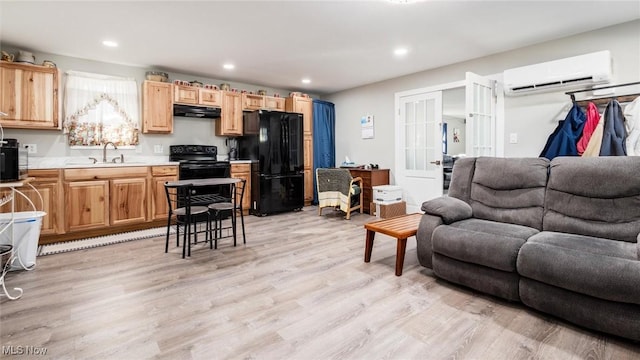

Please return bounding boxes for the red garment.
[577,102,601,155]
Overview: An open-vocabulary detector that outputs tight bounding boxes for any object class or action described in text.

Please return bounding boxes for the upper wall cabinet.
[285,95,313,136]
[142,80,173,134]
[0,61,59,129]
[216,91,243,136]
[174,84,222,107]
[242,93,285,111]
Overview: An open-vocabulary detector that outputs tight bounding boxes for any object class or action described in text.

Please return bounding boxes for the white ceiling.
[1,1,639,95]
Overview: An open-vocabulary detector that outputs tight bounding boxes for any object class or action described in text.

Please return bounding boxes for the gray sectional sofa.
[416,156,640,341]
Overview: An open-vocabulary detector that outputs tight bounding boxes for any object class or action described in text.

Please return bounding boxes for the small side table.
[364,213,422,276]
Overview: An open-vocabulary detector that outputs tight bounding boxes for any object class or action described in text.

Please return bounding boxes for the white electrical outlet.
[154,145,164,154]
[509,133,518,144]
[23,143,37,154]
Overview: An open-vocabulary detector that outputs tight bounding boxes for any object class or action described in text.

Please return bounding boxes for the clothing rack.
[566,81,640,107]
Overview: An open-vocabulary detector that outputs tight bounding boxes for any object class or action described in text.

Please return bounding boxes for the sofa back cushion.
[448,157,477,204]
[470,157,550,230]
[544,157,640,242]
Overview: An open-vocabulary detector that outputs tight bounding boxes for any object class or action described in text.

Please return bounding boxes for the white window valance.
[63,71,139,147]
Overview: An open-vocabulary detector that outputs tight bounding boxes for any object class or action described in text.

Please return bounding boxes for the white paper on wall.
[361,115,374,139]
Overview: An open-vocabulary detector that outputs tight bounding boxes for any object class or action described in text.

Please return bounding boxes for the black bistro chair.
[208,179,246,248]
[164,182,211,258]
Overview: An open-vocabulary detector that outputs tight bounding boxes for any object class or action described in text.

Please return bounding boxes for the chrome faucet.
[102,141,117,163]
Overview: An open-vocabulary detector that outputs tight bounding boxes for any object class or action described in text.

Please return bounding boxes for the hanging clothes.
[624,97,640,156]
[581,114,604,157]
[599,100,627,156]
[540,103,586,160]
[576,102,600,155]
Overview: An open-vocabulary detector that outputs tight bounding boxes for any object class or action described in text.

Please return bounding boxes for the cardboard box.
[375,201,406,219]
[373,185,403,204]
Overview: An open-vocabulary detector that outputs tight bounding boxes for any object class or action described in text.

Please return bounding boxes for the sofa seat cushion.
[432,219,539,272]
[517,231,640,305]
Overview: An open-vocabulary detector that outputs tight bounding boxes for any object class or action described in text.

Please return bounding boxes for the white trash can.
[0,211,46,270]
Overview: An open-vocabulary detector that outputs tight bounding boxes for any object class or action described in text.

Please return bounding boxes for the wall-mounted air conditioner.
[503,50,612,96]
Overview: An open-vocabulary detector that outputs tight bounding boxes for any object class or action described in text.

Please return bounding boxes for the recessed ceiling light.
[394,47,409,56]
[301,78,311,84]
[102,40,118,48]
[223,63,235,70]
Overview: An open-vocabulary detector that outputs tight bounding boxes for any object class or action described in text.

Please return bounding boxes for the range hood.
[173,104,221,119]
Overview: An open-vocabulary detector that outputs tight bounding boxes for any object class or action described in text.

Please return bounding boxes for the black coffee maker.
[226,138,238,161]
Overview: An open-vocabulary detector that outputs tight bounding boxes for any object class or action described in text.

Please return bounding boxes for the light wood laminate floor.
[1,207,639,359]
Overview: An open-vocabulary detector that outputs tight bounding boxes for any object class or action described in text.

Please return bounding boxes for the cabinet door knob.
[430,160,441,165]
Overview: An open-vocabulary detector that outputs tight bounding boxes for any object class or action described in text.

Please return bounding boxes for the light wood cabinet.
[142,80,173,133]
[216,91,243,136]
[242,93,265,111]
[110,178,147,226]
[303,168,313,204]
[286,95,313,136]
[265,96,285,111]
[0,169,63,237]
[0,61,59,129]
[241,94,285,112]
[64,167,149,231]
[230,163,251,215]
[174,85,222,108]
[286,95,314,205]
[65,180,110,232]
[174,85,198,105]
[199,88,222,106]
[150,166,178,221]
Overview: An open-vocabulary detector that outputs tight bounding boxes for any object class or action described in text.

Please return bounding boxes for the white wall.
[326,20,640,183]
[0,45,316,161]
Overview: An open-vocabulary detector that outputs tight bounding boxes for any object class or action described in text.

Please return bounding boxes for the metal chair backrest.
[234,179,247,211]
[164,182,195,216]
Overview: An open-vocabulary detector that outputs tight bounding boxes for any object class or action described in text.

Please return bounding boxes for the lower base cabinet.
[1,165,180,244]
[151,166,178,220]
[230,163,252,215]
[111,178,147,226]
[65,180,110,232]
[0,169,63,236]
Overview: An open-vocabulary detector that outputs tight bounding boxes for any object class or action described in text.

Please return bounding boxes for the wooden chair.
[164,182,211,258]
[316,168,363,220]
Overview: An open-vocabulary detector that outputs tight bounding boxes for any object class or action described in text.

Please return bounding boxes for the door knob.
[430,160,441,165]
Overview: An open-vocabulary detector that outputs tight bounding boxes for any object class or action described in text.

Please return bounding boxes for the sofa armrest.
[421,196,472,224]
[416,214,443,269]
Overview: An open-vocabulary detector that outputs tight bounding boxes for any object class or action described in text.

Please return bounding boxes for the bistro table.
[166,177,241,255]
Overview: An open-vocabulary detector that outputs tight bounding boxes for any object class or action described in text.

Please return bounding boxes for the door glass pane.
[405,149,414,169]
[406,124,415,149]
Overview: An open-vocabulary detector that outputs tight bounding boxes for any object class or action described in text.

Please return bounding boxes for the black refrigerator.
[238,110,304,215]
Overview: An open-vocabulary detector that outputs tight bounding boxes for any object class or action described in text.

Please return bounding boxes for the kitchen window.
[63,71,139,148]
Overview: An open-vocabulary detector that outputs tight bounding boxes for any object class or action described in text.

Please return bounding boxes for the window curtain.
[312,99,336,204]
[63,71,139,147]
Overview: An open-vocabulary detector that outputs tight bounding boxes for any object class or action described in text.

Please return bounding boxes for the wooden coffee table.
[364,213,422,276]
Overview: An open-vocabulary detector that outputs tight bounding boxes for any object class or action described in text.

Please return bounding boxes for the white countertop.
[28,156,179,169]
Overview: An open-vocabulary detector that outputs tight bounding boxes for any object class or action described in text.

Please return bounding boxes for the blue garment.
[540,104,586,160]
[599,100,627,156]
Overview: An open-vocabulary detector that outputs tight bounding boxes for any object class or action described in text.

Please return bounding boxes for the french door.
[395,91,443,213]
[395,73,497,213]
